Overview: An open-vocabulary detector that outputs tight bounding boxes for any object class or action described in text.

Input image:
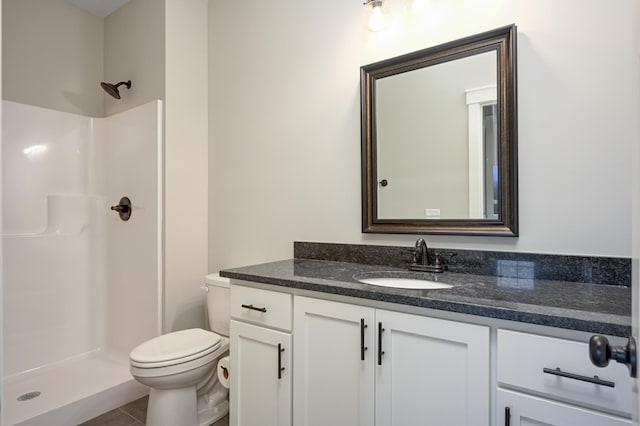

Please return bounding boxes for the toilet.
[129,274,230,426]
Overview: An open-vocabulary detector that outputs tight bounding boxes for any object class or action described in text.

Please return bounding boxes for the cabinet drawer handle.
[278,343,285,379]
[505,406,510,426]
[241,304,267,313]
[360,318,368,361]
[543,367,615,387]
[378,322,385,366]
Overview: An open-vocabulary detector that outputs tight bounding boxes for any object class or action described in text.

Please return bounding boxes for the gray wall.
[208,0,636,275]
[104,0,165,117]
[2,0,165,118]
[2,0,104,116]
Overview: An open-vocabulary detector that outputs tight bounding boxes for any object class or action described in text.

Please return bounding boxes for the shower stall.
[2,100,163,425]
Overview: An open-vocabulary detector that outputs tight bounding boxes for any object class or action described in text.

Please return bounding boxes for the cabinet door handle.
[360,318,368,361]
[504,406,510,426]
[278,343,285,379]
[241,304,267,313]
[542,367,615,388]
[378,322,385,366]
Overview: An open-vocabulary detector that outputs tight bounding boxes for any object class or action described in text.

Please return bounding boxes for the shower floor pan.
[3,350,148,426]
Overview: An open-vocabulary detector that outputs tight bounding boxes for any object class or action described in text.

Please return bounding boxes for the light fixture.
[364,0,387,32]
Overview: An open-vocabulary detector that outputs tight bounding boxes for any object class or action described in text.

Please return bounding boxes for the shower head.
[100,80,132,99]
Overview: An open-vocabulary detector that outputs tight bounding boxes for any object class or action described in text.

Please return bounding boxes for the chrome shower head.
[100,80,132,99]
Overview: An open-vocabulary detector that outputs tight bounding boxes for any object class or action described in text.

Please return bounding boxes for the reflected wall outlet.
[425,209,441,217]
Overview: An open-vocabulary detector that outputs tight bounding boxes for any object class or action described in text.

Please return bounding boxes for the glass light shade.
[368,1,387,31]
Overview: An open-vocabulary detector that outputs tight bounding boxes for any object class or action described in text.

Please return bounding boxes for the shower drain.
[17,391,41,401]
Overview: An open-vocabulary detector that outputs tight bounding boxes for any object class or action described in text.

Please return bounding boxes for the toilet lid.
[130,328,221,365]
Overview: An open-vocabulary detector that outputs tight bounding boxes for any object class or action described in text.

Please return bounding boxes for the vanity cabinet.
[496,329,632,425]
[293,296,490,426]
[230,286,293,426]
[230,282,630,426]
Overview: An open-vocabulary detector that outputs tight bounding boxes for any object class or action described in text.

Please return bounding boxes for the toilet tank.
[205,273,230,337]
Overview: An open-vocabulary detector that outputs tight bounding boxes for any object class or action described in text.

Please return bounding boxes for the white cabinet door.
[230,320,291,426]
[375,309,490,426]
[497,389,632,426]
[293,296,375,426]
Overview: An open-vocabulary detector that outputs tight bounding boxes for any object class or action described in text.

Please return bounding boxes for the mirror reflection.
[375,50,498,220]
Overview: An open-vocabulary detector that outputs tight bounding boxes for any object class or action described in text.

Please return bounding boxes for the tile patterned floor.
[79,396,229,426]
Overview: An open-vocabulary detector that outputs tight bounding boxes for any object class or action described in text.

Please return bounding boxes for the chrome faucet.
[409,238,444,273]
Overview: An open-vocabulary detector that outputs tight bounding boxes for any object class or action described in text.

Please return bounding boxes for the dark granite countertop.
[220,258,631,337]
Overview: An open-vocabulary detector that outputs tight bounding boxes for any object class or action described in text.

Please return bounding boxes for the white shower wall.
[3,101,100,374]
[2,100,162,425]
[102,101,163,354]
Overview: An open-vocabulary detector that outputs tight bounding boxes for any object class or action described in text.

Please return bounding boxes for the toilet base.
[197,375,229,426]
[198,399,229,426]
[145,386,229,426]
[147,386,198,426]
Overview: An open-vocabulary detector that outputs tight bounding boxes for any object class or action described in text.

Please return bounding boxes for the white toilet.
[130,274,231,426]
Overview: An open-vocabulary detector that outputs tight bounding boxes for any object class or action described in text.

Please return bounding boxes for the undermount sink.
[356,275,453,290]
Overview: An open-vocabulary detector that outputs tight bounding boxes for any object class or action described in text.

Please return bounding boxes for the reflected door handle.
[589,335,637,378]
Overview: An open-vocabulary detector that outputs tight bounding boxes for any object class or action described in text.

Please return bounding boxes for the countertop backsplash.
[293,241,631,287]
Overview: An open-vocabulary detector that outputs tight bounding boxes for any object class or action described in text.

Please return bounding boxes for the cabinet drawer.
[497,389,631,426]
[497,329,632,416]
[231,285,292,332]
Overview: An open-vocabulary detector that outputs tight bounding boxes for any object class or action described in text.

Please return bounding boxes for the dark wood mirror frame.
[361,24,518,236]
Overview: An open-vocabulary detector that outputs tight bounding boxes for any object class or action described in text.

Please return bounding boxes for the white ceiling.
[65,0,131,17]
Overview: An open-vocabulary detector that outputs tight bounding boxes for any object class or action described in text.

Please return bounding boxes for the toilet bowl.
[130,274,230,426]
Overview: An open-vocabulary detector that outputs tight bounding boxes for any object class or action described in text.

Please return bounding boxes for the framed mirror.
[361,24,518,236]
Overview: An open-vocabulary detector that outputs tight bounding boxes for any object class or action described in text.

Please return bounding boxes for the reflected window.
[497,260,534,290]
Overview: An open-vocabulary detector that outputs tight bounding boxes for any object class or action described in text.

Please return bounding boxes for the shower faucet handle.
[110,196,132,221]
[110,204,128,213]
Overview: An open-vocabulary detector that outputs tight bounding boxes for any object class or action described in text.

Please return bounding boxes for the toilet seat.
[130,328,222,369]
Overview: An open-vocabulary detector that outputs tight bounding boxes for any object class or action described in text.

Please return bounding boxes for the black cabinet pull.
[241,304,267,313]
[378,322,385,366]
[505,406,510,426]
[278,343,285,379]
[360,318,368,361]
[543,367,615,388]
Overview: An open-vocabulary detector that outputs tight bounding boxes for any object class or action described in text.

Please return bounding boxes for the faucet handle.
[403,249,420,263]
[435,251,458,270]
[438,251,458,260]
